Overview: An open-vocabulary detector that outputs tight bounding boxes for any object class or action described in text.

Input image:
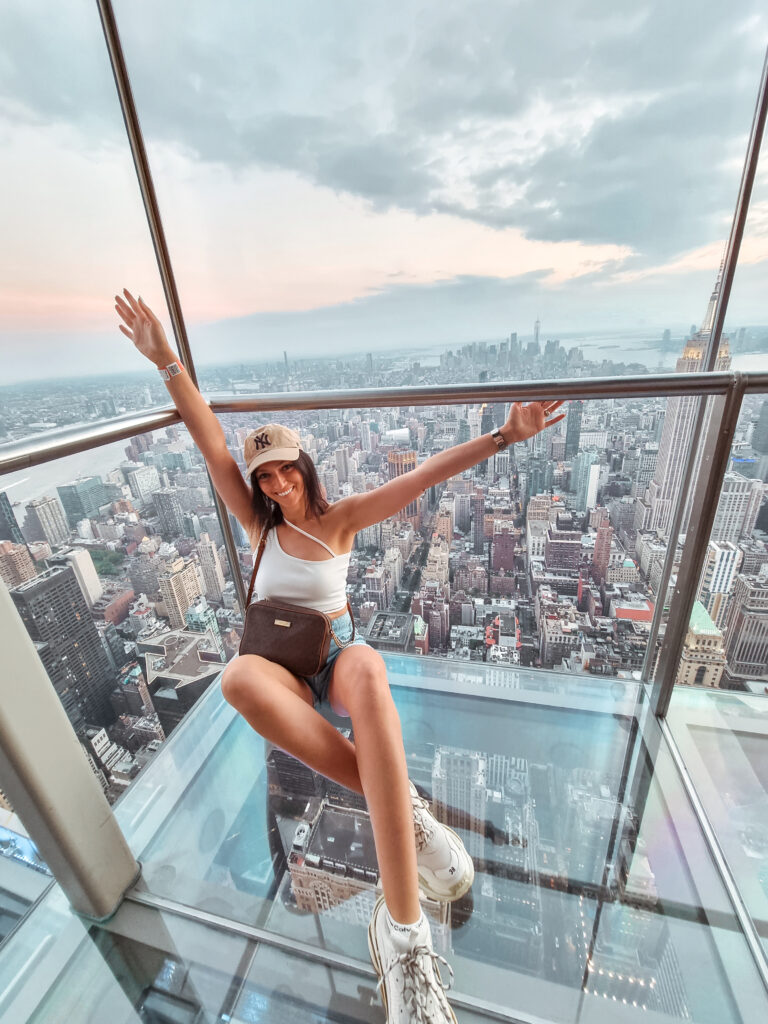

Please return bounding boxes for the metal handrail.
[3,369,767,476]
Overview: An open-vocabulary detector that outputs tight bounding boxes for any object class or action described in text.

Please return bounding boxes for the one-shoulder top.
[251,519,351,614]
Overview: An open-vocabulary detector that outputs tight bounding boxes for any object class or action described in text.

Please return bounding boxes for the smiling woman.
[114,286,564,1022]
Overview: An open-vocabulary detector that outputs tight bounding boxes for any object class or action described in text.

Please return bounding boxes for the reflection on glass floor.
[0,662,766,1023]
[667,686,768,956]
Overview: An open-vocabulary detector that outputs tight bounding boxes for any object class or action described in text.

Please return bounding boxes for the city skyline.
[1,1,768,382]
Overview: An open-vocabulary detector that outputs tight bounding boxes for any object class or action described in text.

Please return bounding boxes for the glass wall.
[111,0,767,388]
[666,389,768,952]
[725,130,768,374]
[221,392,682,680]
[0,0,178,448]
[0,428,241,915]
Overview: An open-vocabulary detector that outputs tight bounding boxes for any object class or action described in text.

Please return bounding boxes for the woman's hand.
[115,289,175,368]
[503,400,566,444]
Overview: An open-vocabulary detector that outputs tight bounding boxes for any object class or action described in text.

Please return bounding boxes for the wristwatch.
[491,427,508,450]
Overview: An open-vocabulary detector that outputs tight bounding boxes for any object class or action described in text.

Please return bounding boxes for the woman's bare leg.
[220,655,364,794]
[328,646,421,925]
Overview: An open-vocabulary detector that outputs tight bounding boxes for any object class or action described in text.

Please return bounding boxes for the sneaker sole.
[367,896,458,1024]
[367,897,390,1020]
[417,823,475,902]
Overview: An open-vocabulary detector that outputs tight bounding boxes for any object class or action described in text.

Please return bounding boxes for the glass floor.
[0,659,766,1023]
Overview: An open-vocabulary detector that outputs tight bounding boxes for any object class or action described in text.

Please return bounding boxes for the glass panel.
[120,665,768,1023]
[725,127,768,373]
[0,1,175,447]
[667,393,768,953]
[0,428,241,944]
[219,396,678,680]
[112,0,764,384]
[0,889,254,1023]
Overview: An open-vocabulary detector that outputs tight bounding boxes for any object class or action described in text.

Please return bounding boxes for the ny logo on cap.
[251,432,271,451]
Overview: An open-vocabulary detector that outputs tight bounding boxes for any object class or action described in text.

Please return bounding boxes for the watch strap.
[491,427,508,450]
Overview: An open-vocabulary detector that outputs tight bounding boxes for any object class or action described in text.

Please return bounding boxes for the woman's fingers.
[114,294,135,322]
[118,323,134,340]
[122,288,141,315]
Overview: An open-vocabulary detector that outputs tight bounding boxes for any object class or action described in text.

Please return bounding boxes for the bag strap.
[246,524,269,607]
[328,599,356,647]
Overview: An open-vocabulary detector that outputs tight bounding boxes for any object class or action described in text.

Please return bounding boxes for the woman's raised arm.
[334,400,565,536]
[115,289,254,530]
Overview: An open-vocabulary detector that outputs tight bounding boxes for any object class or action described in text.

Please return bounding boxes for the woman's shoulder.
[246,514,268,549]
[316,502,356,552]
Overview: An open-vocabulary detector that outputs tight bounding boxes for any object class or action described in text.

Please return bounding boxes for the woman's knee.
[335,649,395,715]
[221,655,267,708]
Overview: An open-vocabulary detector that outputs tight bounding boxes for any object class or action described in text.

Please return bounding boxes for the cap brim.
[246,446,301,477]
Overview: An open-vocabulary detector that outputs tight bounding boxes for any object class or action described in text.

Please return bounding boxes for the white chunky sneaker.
[368,895,457,1023]
[410,782,474,902]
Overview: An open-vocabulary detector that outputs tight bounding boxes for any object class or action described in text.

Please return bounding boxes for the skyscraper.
[335,446,350,484]
[185,595,225,657]
[11,565,114,728]
[154,489,185,539]
[453,493,471,533]
[722,573,768,682]
[47,547,103,607]
[471,489,485,554]
[56,476,108,528]
[123,464,161,508]
[158,557,203,629]
[195,532,226,602]
[0,541,36,587]
[387,451,418,519]
[753,400,768,454]
[0,490,25,545]
[571,451,599,510]
[697,541,742,629]
[23,496,70,548]
[564,400,583,459]
[432,747,487,860]
[593,523,613,582]
[711,473,763,544]
[647,275,731,537]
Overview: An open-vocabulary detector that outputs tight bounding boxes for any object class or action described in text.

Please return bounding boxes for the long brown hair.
[249,450,329,531]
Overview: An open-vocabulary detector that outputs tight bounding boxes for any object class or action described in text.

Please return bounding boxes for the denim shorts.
[302,611,369,706]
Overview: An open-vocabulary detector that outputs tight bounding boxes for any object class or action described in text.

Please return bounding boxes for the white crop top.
[251,519,351,614]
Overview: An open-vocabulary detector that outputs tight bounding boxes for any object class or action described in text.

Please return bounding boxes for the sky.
[1,0,767,381]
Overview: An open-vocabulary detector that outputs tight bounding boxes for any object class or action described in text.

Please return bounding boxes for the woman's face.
[255,459,304,510]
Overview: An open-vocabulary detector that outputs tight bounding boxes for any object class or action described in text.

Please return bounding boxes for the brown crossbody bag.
[239,525,356,677]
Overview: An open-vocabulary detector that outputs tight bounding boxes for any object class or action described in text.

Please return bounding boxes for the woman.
[116,289,564,1023]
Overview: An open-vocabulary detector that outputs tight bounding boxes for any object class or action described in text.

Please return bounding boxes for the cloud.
[2,0,765,265]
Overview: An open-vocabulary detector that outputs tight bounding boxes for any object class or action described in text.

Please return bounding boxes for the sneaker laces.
[411,793,436,852]
[378,944,454,1022]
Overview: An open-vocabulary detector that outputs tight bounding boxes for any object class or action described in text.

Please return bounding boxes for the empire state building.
[646,273,731,539]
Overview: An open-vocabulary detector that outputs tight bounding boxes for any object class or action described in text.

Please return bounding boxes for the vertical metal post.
[96,0,248,612]
[0,582,140,920]
[650,376,746,717]
[702,46,768,373]
[641,47,768,694]
[639,391,709,685]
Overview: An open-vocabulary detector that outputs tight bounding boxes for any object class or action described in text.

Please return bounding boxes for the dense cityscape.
[0,295,767,812]
[0,289,767,1001]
